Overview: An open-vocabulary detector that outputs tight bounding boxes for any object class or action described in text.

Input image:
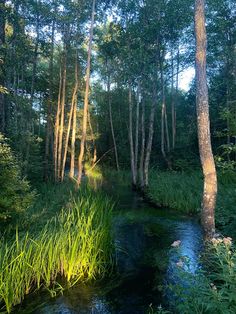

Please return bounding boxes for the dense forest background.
[0,0,235,186]
[0,1,236,313]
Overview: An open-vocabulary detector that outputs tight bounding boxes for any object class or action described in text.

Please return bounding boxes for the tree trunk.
[30,6,40,111]
[44,18,55,180]
[134,83,140,180]
[174,47,180,148]
[107,63,119,171]
[195,0,217,238]
[77,0,96,186]
[0,0,6,133]
[69,54,78,179]
[128,83,136,187]
[61,73,78,181]
[144,88,156,187]
[69,93,77,178]
[57,48,67,181]
[164,102,170,153]
[54,67,62,181]
[139,98,145,189]
[161,69,166,161]
[171,50,175,150]
[88,110,97,166]
[160,53,170,167]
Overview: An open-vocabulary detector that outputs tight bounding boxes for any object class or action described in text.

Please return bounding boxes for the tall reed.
[0,191,113,313]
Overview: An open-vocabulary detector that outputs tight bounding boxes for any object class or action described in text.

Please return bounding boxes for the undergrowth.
[148,170,236,237]
[169,237,236,313]
[0,188,114,313]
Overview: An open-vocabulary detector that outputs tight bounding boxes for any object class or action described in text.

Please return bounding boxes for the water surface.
[16,185,203,313]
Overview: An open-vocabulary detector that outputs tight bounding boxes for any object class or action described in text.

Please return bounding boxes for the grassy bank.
[148,170,236,237]
[167,237,236,313]
[146,170,236,313]
[0,184,114,313]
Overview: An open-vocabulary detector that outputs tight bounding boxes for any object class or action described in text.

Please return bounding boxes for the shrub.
[169,237,236,313]
[0,134,34,221]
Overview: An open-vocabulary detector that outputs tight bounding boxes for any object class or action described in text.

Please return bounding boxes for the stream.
[15,185,203,314]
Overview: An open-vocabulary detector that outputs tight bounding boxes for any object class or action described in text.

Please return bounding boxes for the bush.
[169,237,236,313]
[0,134,34,221]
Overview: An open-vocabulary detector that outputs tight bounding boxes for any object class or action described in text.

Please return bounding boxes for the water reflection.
[16,190,203,314]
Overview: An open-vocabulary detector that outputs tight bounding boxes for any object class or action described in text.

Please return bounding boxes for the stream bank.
[15,184,203,314]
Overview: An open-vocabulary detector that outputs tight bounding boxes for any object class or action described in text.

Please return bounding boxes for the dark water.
[15,186,203,314]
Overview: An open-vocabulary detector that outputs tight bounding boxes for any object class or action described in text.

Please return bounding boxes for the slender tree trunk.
[69,94,77,178]
[57,48,67,181]
[160,53,171,167]
[70,54,78,179]
[171,51,175,150]
[44,18,55,180]
[0,0,6,133]
[61,74,78,181]
[174,47,180,148]
[128,83,136,186]
[195,0,217,238]
[77,0,96,186]
[54,67,62,181]
[134,83,140,179]
[161,64,166,160]
[144,88,156,187]
[88,110,97,166]
[30,7,40,111]
[139,98,145,189]
[107,63,119,171]
[164,103,170,153]
[226,77,231,161]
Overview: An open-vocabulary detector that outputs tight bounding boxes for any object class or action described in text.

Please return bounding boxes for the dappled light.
[0,0,235,313]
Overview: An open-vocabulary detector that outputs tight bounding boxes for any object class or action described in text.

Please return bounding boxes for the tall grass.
[148,170,236,237]
[148,171,202,214]
[0,191,114,313]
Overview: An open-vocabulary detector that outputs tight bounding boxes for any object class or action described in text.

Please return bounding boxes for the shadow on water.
[15,185,203,314]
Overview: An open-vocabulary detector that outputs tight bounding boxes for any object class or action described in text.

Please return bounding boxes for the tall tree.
[107,61,120,171]
[0,0,6,133]
[69,52,79,179]
[195,0,217,238]
[128,83,136,186]
[77,0,96,186]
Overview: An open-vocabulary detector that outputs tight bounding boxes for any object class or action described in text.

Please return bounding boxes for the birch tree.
[195,0,217,238]
[77,0,96,186]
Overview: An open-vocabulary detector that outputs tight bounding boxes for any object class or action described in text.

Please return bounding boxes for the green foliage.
[102,168,131,187]
[0,189,114,313]
[169,238,236,314]
[0,134,35,221]
[148,304,171,314]
[147,170,236,237]
[148,171,202,214]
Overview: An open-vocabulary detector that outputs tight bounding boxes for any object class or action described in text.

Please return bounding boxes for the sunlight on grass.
[0,190,114,313]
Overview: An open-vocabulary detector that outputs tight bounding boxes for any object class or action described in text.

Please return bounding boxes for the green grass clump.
[0,191,114,313]
[147,170,236,237]
[148,171,202,214]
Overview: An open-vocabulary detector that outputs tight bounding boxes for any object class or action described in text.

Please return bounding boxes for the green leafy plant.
[0,190,114,313]
[169,237,236,314]
[0,134,35,221]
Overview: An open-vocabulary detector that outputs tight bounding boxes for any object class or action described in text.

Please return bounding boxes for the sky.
[179,67,195,91]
